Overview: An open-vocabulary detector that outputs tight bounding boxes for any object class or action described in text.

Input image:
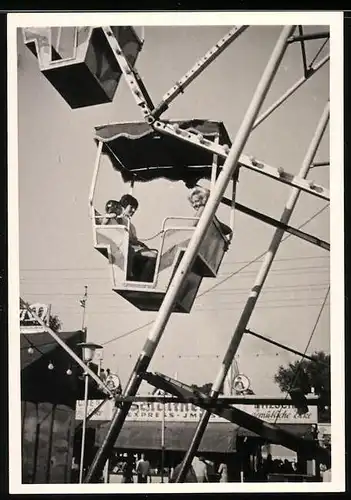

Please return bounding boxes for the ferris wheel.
[22,23,332,483]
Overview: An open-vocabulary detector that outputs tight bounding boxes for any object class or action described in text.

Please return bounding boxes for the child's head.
[119,194,139,218]
[105,199,121,215]
[188,186,210,211]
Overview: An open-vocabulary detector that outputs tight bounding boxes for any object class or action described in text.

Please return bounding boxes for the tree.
[274,351,330,422]
[49,314,62,332]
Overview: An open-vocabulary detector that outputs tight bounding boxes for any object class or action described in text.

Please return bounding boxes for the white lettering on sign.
[75,400,318,424]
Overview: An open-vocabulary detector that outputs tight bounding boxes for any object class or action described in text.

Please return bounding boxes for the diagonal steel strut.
[102,27,154,119]
[221,197,330,251]
[20,299,115,398]
[152,120,330,201]
[106,394,321,404]
[84,25,296,483]
[176,101,330,482]
[143,371,330,465]
[253,54,329,129]
[151,25,248,120]
[245,328,329,364]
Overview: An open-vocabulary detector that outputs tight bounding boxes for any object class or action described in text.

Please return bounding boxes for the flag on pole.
[79,286,88,308]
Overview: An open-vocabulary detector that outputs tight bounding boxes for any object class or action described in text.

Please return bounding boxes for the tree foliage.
[48,314,62,332]
[274,351,330,420]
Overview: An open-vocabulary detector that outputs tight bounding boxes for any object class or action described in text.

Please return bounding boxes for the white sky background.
[17,24,331,396]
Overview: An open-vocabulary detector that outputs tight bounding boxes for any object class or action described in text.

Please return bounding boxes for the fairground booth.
[20,302,106,484]
[76,392,319,483]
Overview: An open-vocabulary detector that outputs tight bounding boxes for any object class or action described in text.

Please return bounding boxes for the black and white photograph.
[8,12,344,494]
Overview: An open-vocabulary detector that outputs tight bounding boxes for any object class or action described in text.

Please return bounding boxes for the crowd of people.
[169,456,227,483]
[261,455,299,476]
[114,453,152,483]
[112,453,226,483]
[74,449,330,484]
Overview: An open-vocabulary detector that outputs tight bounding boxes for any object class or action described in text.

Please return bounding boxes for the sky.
[17,23,332,397]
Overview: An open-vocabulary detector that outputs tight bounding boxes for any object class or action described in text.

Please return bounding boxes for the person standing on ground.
[135,453,151,483]
[121,454,135,483]
[320,463,332,482]
[218,462,228,483]
[191,455,209,482]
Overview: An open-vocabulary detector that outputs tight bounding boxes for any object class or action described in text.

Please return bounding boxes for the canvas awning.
[94,119,232,184]
[90,420,313,454]
[94,421,237,453]
[20,330,84,370]
[21,330,105,405]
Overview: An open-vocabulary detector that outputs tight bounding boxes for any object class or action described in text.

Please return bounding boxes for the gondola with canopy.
[89,119,237,313]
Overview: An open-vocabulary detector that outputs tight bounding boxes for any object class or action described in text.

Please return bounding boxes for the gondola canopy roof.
[94,119,232,185]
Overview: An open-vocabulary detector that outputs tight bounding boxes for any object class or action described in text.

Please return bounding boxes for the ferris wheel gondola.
[22,26,143,109]
[89,119,237,312]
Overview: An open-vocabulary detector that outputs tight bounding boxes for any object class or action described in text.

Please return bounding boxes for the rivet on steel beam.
[146,115,155,125]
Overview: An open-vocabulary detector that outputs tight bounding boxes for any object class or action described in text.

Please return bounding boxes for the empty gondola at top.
[22,26,143,109]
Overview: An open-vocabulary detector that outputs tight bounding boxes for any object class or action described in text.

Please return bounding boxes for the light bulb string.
[23,333,74,374]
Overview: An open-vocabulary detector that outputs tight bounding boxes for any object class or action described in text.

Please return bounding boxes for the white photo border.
[8,11,344,494]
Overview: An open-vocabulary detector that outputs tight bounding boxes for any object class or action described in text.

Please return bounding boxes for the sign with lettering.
[105,374,122,395]
[233,374,251,393]
[75,399,317,424]
[20,303,51,333]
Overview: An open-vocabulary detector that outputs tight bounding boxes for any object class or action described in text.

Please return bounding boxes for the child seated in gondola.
[188,186,232,240]
[101,199,123,225]
[117,194,158,282]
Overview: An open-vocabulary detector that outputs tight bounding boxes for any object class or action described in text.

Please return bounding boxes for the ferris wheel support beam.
[84,25,295,484]
[150,25,248,120]
[102,27,155,119]
[108,394,321,404]
[297,26,309,77]
[19,299,115,399]
[253,53,329,130]
[75,397,110,431]
[222,197,330,251]
[143,372,330,465]
[312,161,330,168]
[244,328,326,363]
[176,101,329,483]
[287,31,330,44]
[152,120,330,201]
